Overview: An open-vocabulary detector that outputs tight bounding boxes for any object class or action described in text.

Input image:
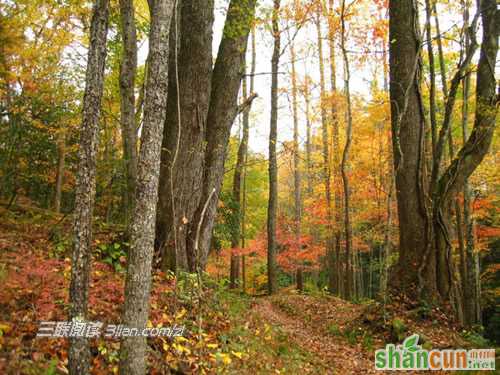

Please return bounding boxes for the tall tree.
[186,0,257,271]
[340,0,354,300]
[327,0,342,296]
[119,0,174,373]
[314,2,334,295]
[267,0,281,295]
[156,0,215,271]
[230,26,256,289]
[68,0,110,373]
[118,0,138,228]
[389,0,498,305]
[388,0,433,298]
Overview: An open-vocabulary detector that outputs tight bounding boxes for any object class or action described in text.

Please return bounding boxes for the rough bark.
[118,0,138,228]
[155,0,214,272]
[267,0,280,295]
[388,0,435,298]
[119,0,174,373]
[186,0,257,271]
[434,0,497,311]
[69,0,109,373]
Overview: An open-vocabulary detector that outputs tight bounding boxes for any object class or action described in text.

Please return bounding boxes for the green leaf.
[403,334,419,352]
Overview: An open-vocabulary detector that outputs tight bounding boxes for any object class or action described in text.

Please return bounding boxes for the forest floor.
[0,203,495,374]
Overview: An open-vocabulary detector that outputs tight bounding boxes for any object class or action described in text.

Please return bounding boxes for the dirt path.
[251,298,381,374]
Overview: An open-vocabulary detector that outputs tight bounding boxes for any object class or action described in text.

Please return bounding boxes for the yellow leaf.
[231,351,243,359]
[207,343,218,349]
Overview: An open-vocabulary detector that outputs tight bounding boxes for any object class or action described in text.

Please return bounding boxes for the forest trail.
[251,296,380,374]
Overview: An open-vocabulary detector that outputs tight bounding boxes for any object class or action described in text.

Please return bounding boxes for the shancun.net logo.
[375,334,495,371]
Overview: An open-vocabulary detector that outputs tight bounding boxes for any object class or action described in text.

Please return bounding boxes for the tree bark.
[388,0,435,299]
[186,0,257,272]
[327,0,342,296]
[155,0,215,272]
[54,132,66,213]
[315,3,335,295]
[340,0,354,300]
[267,0,280,295]
[119,0,174,373]
[435,0,497,317]
[118,0,138,229]
[69,0,109,373]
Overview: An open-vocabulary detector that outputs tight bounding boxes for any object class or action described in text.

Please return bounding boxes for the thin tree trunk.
[290,38,302,285]
[119,0,138,229]
[340,0,354,300]
[119,1,174,373]
[68,0,109,373]
[303,71,312,196]
[267,0,280,295]
[54,132,66,213]
[424,0,437,156]
[314,3,334,295]
[327,0,342,296]
[461,2,479,327]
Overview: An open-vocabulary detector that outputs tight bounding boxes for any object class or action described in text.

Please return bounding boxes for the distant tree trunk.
[267,0,280,295]
[54,132,66,213]
[118,0,138,229]
[68,0,109,373]
[327,0,342,296]
[303,72,312,196]
[229,78,249,289]
[155,0,215,272]
[241,28,255,294]
[340,0,354,300]
[424,0,437,156]
[296,267,303,292]
[119,1,174,374]
[290,38,303,284]
[186,0,257,272]
[315,3,334,295]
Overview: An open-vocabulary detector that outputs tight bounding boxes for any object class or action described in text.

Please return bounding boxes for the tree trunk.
[119,1,174,373]
[155,0,215,272]
[315,4,335,295]
[69,0,109,373]
[186,0,257,271]
[267,0,280,295]
[118,0,138,229]
[54,132,66,213]
[340,0,354,300]
[327,0,342,296]
[388,0,435,299]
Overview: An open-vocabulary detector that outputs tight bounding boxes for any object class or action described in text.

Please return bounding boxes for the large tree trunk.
[119,1,174,373]
[118,0,138,228]
[186,0,257,272]
[68,0,109,373]
[267,0,280,295]
[155,0,214,272]
[388,0,435,299]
